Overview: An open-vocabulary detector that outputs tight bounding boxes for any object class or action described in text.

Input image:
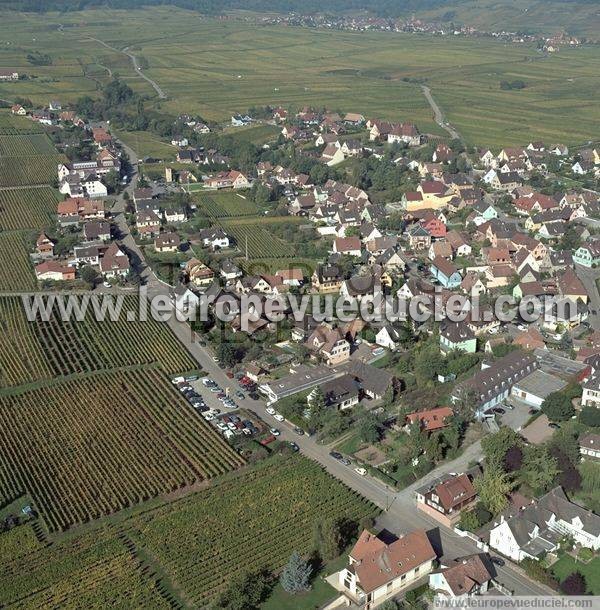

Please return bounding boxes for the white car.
[202,378,214,386]
[172,377,184,384]
[103,282,112,288]
[516,324,527,331]
[266,407,276,415]
[216,422,228,432]
[273,413,284,422]
[269,428,280,436]
[223,429,234,439]
[203,413,215,421]
[354,467,367,476]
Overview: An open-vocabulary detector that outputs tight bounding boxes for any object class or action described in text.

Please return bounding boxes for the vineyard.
[0,134,58,157]
[222,220,294,258]
[0,528,171,609]
[0,186,59,231]
[0,232,37,291]
[0,367,244,532]
[127,455,377,606]
[195,190,260,218]
[0,156,65,187]
[0,112,44,136]
[0,294,198,388]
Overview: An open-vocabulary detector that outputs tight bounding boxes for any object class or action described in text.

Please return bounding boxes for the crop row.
[127,455,377,605]
[0,186,59,231]
[0,156,65,187]
[0,134,58,157]
[222,222,294,258]
[196,191,259,218]
[0,232,37,292]
[0,368,244,532]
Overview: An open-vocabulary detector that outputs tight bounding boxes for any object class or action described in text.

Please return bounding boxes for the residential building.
[582,376,600,408]
[100,243,130,278]
[430,256,462,289]
[313,374,359,410]
[573,241,600,268]
[154,232,181,253]
[415,473,478,527]
[430,554,494,601]
[35,261,76,282]
[405,406,454,434]
[440,322,477,354]
[510,369,567,408]
[336,529,436,609]
[580,433,600,461]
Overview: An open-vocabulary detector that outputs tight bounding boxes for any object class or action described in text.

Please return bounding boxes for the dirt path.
[421,84,461,140]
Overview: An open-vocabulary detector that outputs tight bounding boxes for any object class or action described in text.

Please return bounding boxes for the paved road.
[421,85,461,140]
[87,37,167,99]
[111,136,553,597]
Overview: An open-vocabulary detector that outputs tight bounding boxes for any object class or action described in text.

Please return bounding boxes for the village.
[6,91,600,605]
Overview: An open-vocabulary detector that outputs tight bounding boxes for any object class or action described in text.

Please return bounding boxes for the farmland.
[0,186,59,231]
[223,123,281,145]
[0,232,36,292]
[0,113,44,136]
[222,220,294,259]
[0,294,198,388]
[0,367,244,532]
[194,190,261,218]
[114,129,175,160]
[0,455,376,607]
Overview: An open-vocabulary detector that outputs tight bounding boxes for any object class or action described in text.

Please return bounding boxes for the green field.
[0,454,376,607]
[115,129,175,159]
[1,8,598,145]
[0,231,36,291]
[552,554,600,594]
[195,189,261,217]
[222,219,294,259]
[0,186,59,231]
[0,294,198,388]
[223,123,281,145]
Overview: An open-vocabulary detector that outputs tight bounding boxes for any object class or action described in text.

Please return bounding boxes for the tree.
[377,602,400,610]
[520,446,560,494]
[103,169,121,194]
[216,569,273,609]
[580,406,600,428]
[280,551,312,594]
[474,468,515,515]
[550,446,582,493]
[451,386,478,422]
[458,509,479,532]
[425,432,445,463]
[308,387,327,431]
[481,428,522,471]
[357,412,381,443]
[560,572,587,596]
[217,342,237,367]
[314,518,344,561]
[504,445,523,472]
[79,265,99,288]
[542,391,575,422]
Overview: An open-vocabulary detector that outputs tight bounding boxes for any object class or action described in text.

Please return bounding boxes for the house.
[348,360,395,401]
[430,554,495,601]
[275,268,303,287]
[452,351,538,418]
[344,112,365,125]
[220,259,242,282]
[83,220,111,242]
[35,232,55,258]
[405,406,454,434]
[313,375,359,410]
[340,275,380,302]
[376,325,401,351]
[580,433,600,461]
[154,232,181,253]
[100,243,130,278]
[408,224,431,251]
[336,529,436,609]
[446,231,472,257]
[72,244,102,266]
[513,327,546,351]
[582,376,600,408]
[421,214,447,239]
[472,201,498,222]
[186,258,215,288]
[305,326,350,366]
[199,228,230,250]
[490,172,521,192]
[171,136,189,147]
[440,322,477,354]
[321,143,345,166]
[461,272,486,297]
[312,264,343,293]
[35,261,75,282]
[558,268,588,304]
[11,104,26,115]
[92,128,112,147]
[573,241,600,268]
[0,70,19,81]
[173,284,200,316]
[510,369,567,408]
[387,122,421,146]
[204,170,250,189]
[333,236,362,257]
[430,256,461,289]
[415,473,478,527]
[489,487,600,561]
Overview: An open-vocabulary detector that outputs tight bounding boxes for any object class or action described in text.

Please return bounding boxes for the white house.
[489,487,600,562]
[173,284,200,317]
[376,325,401,351]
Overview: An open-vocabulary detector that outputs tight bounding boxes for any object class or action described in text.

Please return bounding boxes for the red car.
[226,370,234,379]
[260,434,276,446]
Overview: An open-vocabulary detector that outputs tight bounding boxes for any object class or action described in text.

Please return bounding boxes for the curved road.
[87,37,167,99]
[421,84,461,140]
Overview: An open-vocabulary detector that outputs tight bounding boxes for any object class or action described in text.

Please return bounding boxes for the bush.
[560,571,587,595]
[521,558,559,590]
[580,407,600,428]
[578,547,594,563]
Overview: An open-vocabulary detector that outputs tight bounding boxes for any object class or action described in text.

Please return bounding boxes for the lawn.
[115,129,175,159]
[223,123,282,145]
[552,554,600,594]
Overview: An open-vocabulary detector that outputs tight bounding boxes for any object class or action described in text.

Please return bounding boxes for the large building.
[451,351,538,418]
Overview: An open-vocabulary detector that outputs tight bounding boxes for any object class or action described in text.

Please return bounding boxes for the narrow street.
[421,85,461,140]
[112,137,554,597]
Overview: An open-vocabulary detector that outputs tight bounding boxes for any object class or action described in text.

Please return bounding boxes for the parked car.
[329,451,343,461]
[260,435,276,446]
[493,407,505,415]
[216,422,228,432]
[185,375,199,382]
[293,426,304,436]
[490,556,505,567]
[266,407,276,415]
[549,422,561,429]
[202,378,214,386]
[288,442,299,452]
[273,413,284,422]
[236,391,245,399]
[269,428,280,436]
[354,467,367,476]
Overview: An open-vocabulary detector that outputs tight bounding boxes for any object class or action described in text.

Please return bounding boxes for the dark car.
[490,556,505,567]
[329,451,343,461]
[288,442,300,452]
[549,422,561,429]
[340,458,351,466]
[493,407,505,415]
[236,391,246,399]
[293,426,304,436]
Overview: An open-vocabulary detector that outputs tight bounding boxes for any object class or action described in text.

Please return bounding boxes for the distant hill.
[4,0,600,38]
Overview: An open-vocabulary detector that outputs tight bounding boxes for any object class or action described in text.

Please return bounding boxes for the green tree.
[79,265,98,288]
[425,432,445,463]
[308,387,327,430]
[474,468,515,515]
[280,551,312,594]
[481,428,522,471]
[357,412,381,443]
[542,392,575,422]
[580,406,600,428]
[521,446,560,494]
[216,569,273,609]
[314,518,344,561]
[217,342,236,367]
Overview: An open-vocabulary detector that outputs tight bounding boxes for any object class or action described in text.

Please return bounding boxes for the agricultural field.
[0,367,244,532]
[0,155,65,187]
[0,232,36,292]
[0,527,171,609]
[223,123,282,145]
[222,220,294,259]
[0,112,44,136]
[0,294,197,388]
[0,186,59,231]
[127,454,377,606]
[114,129,175,160]
[0,133,57,157]
[194,190,261,218]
